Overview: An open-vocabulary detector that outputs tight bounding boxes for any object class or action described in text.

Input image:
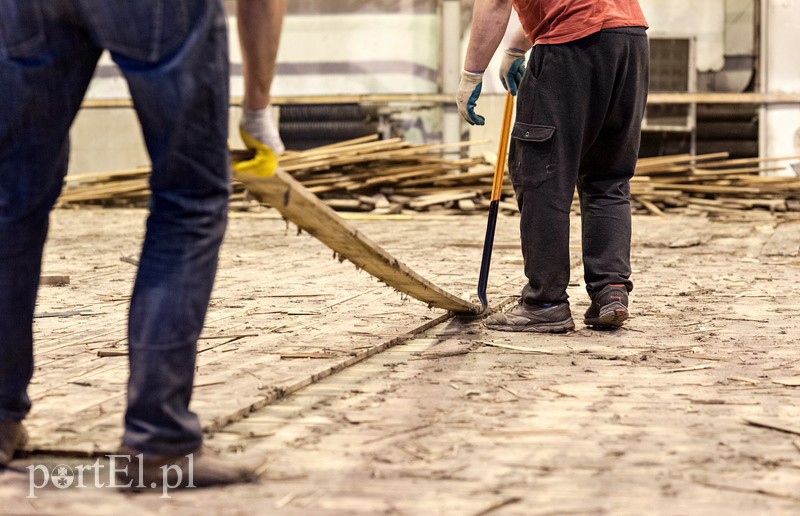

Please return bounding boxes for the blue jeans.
[0,0,230,456]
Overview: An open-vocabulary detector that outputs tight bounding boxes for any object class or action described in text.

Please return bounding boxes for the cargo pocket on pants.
[508,122,556,189]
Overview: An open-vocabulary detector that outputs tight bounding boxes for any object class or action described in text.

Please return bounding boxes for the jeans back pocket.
[0,1,46,59]
[81,0,193,63]
[508,122,556,189]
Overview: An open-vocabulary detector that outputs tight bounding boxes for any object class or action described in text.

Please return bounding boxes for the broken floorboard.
[234,167,481,314]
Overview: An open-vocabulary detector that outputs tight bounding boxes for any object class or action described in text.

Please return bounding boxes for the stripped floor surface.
[1,207,799,514]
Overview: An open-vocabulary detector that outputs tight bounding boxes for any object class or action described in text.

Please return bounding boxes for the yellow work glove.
[233,128,280,178]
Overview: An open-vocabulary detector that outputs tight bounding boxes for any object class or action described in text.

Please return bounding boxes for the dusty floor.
[1,206,800,515]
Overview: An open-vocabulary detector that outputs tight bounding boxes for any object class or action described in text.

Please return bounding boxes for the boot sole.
[486,318,575,333]
[0,425,28,466]
[585,302,628,328]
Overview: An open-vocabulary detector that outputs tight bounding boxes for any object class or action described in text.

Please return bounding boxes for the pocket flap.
[512,123,555,142]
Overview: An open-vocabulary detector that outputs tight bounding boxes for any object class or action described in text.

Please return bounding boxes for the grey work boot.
[115,445,266,489]
[0,421,28,466]
[485,300,575,333]
[584,284,629,328]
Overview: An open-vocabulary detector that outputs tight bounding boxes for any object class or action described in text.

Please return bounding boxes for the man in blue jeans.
[0,0,264,486]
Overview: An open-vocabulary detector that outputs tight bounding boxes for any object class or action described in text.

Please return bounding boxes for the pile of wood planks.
[631,153,800,215]
[57,167,151,205]
[57,135,506,214]
[57,135,800,215]
[273,135,504,214]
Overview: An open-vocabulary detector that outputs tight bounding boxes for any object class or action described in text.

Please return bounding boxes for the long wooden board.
[234,166,481,314]
[80,92,800,110]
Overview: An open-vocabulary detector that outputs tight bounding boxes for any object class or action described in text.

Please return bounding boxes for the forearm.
[238,0,287,110]
[507,25,532,53]
[464,0,514,73]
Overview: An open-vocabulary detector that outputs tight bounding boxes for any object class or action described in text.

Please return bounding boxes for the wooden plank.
[57,179,151,203]
[80,94,455,110]
[634,196,665,216]
[409,191,478,209]
[648,92,800,104]
[234,166,481,314]
[79,92,800,110]
[635,153,731,174]
[694,155,800,169]
[692,166,786,177]
[356,166,450,189]
[651,183,762,194]
[399,168,494,187]
[635,154,692,168]
[64,166,150,183]
[292,134,380,152]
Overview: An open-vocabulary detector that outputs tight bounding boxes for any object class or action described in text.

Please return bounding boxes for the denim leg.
[83,1,232,456]
[0,2,101,422]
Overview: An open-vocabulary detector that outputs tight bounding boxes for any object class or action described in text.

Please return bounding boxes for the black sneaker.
[485,300,575,333]
[584,284,629,328]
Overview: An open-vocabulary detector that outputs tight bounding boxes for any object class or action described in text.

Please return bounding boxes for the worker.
[457,0,649,332]
[0,0,264,486]
[237,0,286,158]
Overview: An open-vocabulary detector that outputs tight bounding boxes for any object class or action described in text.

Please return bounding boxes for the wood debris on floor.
[57,135,800,217]
[632,152,800,215]
[57,135,505,215]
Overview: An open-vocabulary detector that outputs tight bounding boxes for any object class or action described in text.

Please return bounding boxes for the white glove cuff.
[241,104,285,155]
[504,48,526,58]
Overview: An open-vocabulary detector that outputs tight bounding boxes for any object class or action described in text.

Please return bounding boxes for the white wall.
[84,14,441,100]
[74,12,443,172]
[761,0,800,165]
[254,14,440,96]
[639,0,726,72]
[724,0,754,56]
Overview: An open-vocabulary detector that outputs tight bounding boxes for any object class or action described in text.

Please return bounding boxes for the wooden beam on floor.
[234,166,481,314]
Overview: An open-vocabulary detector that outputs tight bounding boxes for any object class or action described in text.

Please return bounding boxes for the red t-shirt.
[512,0,648,45]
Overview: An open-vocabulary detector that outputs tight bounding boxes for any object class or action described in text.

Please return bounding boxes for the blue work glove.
[499,48,527,96]
[456,70,485,126]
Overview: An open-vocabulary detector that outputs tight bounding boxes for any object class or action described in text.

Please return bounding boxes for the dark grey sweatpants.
[509,27,649,305]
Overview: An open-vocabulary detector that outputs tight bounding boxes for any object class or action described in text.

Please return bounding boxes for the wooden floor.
[21,208,518,455]
[2,207,800,514]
